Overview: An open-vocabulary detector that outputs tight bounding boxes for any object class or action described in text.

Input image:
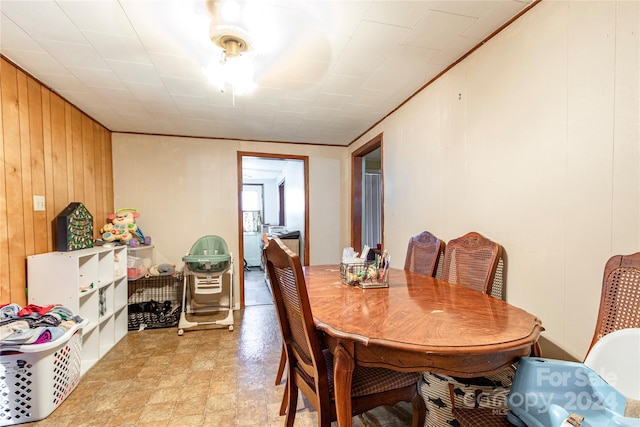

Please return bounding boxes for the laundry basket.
[178,235,234,334]
[0,320,87,426]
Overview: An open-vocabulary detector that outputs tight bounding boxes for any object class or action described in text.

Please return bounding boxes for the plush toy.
[100,208,146,245]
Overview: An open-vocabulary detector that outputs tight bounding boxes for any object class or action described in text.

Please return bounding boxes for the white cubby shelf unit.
[27,245,128,375]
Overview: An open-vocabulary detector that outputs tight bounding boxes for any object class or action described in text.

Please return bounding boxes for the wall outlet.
[34,195,45,211]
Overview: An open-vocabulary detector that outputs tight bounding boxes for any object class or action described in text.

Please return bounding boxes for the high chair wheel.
[178,329,184,336]
[229,325,234,331]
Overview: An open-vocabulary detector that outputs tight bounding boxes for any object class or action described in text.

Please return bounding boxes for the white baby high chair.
[178,235,234,335]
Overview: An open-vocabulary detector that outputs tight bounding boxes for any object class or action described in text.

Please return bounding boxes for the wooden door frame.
[237,151,309,308]
[351,133,383,252]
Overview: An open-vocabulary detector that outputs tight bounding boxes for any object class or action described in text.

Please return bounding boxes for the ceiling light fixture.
[202,3,257,102]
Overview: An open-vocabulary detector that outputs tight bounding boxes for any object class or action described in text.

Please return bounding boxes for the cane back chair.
[404,231,445,278]
[587,251,640,355]
[441,231,503,295]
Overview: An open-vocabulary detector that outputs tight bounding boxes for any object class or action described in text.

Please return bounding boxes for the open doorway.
[237,152,309,308]
[351,134,383,252]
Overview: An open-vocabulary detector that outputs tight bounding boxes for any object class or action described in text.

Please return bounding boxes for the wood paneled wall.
[0,57,114,306]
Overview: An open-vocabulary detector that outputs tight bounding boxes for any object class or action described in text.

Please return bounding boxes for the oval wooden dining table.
[303,265,544,427]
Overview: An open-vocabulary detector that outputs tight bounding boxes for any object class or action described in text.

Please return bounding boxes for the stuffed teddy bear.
[100,208,143,244]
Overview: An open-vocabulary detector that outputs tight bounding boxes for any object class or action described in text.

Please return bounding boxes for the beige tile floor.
[23,272,412,427]
[27,305,314,427]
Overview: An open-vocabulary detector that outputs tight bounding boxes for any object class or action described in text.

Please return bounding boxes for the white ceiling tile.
[307,1,372,37]
[278,58,332,84]
[366,1,436,28]
[403,9,478,50]
[320,74,364,97]
[150,53,204,80]
[68,66,125,89]
[106,60,163,85]
[162,77,209,97]
[331,49,384,79]
[145,103,181,116]
[248,87,282,105]
[0,1,85,43]
[350,88,395,107]
[313,92,351,109]
[0,14,43,51]
[105,100,147,115]
[82,31,150,63]
[37,39,109,69]
[432,1,498,19]
[57,1,137,36]
[36,72,84,92]
[274,109,306,123]
[87,86,137,104]
[244,103,277,117]
[363,43,440,92]
[124,82,172,101]
[307,106,339,120]
[55,89,105,108]
[348,20,411,58]
[2,49,68,76]
[172,95,209,110]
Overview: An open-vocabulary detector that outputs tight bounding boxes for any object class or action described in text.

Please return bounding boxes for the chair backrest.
[189,235,229,256]
[441,232,503,294]
[587,252,640,354]
[404,231,445,278]
[263,238,329,401]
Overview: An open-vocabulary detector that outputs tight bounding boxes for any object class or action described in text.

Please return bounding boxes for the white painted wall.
[281,160,305,258]
[351,0,639,360]
[112,135,347,307]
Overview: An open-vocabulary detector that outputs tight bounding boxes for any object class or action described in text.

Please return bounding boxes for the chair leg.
[279,379,289,416]
[277,346,288,415]
[276,346,286,384]
[285,380,298,427]
[411,388,427,427]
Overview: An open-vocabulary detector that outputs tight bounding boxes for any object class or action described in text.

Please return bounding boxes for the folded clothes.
[1,326,65,345]
[49,306,74,321]
[0,303,21,320]
[0,320,30,341]
[33,327,64,344]
[58,320,77,332]
[18,304,54,317]
[33,314,61,328]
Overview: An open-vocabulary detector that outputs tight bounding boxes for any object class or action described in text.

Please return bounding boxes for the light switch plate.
[34,195,45,211]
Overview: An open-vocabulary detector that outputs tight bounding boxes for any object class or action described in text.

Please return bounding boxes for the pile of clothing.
[0,303,84,346]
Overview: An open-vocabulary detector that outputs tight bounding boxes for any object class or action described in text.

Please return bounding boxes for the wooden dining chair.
[421,231,507,427]
[586,251,640,355]
[452,251,640,427]
[404,231,445,278]
[264,238,426,427]
[441,231,503,294]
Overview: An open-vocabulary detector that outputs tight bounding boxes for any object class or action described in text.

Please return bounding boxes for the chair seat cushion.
[325,350,421,397]
[297,349,421,398]
[419,366,515,427]
[452,407,513,427]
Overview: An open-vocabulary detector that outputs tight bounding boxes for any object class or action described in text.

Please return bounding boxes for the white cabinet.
[243,232,262,267]
[27,245,128,375]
